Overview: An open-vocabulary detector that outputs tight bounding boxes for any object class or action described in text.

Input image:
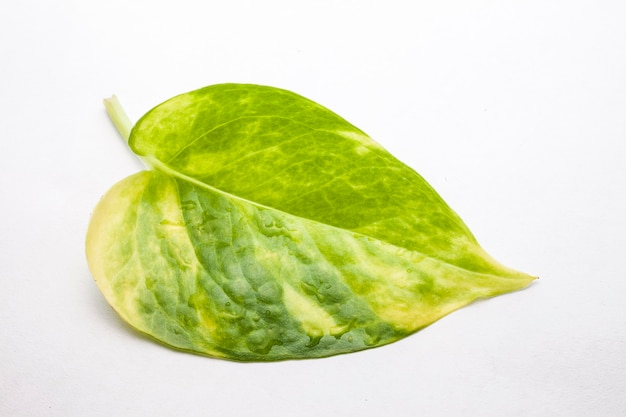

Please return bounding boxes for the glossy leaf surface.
[87,84,535,361]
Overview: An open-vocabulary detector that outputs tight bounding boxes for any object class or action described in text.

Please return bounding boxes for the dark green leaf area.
[132,175,200,350]
[134,172,400,360]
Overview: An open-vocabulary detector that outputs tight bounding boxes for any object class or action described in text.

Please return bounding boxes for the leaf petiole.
[103,95,155,168]
[103,95,133,143]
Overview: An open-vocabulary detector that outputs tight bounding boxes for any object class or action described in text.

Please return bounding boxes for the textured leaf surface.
[87,84,536,361]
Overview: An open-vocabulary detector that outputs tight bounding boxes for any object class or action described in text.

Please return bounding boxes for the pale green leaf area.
[87,84,536,361]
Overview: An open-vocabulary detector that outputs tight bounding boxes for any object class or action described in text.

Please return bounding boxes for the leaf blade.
[87,84,536,361]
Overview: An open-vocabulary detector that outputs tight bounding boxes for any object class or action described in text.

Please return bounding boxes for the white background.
[1,0,625,416]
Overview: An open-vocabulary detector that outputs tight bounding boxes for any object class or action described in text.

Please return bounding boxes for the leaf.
[86,84,536,361]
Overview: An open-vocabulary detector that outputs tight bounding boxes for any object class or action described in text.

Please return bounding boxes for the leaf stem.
[103,95,133,143]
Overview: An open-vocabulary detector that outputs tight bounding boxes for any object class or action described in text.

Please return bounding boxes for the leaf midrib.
[146,157,527,283]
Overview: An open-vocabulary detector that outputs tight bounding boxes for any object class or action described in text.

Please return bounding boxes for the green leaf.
[87,84,536,361]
